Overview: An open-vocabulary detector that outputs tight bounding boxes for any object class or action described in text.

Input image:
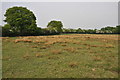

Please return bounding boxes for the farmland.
[2,34,119,78]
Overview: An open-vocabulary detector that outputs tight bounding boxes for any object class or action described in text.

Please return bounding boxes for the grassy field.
[2,34,119,78]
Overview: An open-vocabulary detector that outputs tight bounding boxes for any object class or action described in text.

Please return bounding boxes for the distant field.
[2,34,119,78]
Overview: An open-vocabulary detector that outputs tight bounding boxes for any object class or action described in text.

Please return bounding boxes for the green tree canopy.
[4,6,37,35]
[47,20,63,33]
[101,26,115,31]
[116,25,120,33]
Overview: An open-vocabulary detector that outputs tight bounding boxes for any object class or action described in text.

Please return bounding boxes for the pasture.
[2,34,119,78]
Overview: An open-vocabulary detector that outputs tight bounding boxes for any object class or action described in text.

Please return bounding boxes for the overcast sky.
[1,2,118,29]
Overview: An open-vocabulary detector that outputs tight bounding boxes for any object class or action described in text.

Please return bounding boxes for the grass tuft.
[68,62,78,68]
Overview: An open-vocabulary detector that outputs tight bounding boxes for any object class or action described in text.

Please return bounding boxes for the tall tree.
[4,6,37,35]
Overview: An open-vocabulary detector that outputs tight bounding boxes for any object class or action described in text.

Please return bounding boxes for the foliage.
[116,25,120,34]
[47,20,63,34]
[76,28,83,33]
[2,6,119,37]
[4,6,37,36]
[2,24,13,36]
[0,25,3,37]
[63,26,119,34]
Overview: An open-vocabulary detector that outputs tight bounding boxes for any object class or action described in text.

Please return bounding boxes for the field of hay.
[2,34,119,78]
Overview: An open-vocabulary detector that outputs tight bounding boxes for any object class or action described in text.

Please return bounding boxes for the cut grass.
[2,34,118,78]
[51,49,63,54]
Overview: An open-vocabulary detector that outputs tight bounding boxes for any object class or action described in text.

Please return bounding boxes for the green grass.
[2,34,118,78]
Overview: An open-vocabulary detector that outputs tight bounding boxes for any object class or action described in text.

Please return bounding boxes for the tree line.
[1,6,120,37]
[63,26,120,34]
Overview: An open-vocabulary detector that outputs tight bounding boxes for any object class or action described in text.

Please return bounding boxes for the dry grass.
[3,34,118,78]
[33,40,42,43]
[89,51,97,54]
[44,42,55,45]
[92,68,96,71]
[13,34,118,42]
[35,53,43,58]
[90,45,98,47]
[51,50,62,54]
[77,47,83,49]
[105,44,115,48]
[82,43,90,46]
[62,69,68,72]
[31,46,38,48]
[2,56,11,60]
[93,56,102,61]
[1,37,9,40]
[48,56,54,59]
[64,47,77,53]
[61,44,67,46]
[48,56,59,59]
[72,41,80,44]
[68,62,78,68]
[40,46,48,49]
[13,34,118,48]
[15,39,32,43]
